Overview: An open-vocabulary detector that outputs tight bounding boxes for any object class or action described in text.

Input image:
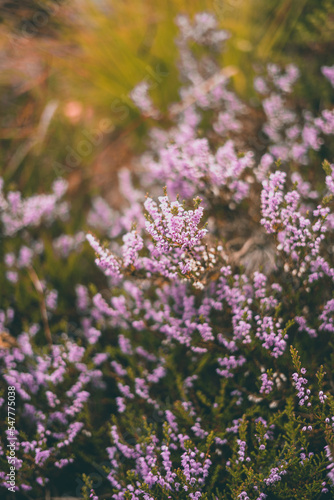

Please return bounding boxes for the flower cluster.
[144,196,207,254]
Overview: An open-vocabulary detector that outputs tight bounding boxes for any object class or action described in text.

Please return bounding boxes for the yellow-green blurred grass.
[55,0,216,113]
[2,0,330,121]
[53,0,326,112]
[1,0,324,126]
[1,0,332,191]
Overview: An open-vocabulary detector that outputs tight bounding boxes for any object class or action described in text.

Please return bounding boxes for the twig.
[232,237,256,261]
[168,66,238,118]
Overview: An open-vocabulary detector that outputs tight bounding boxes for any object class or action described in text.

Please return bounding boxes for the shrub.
[1,10,334,500]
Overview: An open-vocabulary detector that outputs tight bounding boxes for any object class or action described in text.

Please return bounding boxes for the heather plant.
[1,9,334,500]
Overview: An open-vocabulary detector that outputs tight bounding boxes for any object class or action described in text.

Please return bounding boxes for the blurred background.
[1,0,333,205]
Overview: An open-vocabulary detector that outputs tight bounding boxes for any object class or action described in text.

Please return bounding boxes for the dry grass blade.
[6,100,58,176]
[28,266,52,346]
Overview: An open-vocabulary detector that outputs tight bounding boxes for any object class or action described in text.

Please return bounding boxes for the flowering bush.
[1,10,334,500]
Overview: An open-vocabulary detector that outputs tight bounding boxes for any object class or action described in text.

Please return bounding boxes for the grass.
[0,0,333,198]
